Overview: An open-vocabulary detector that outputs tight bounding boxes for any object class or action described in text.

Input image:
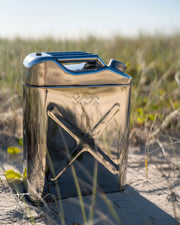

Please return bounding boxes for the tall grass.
[1,34,180,129]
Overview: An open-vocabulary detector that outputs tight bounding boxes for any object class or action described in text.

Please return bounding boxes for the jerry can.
[23,51,132,201]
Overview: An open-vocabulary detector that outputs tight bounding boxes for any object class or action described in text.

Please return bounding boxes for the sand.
[0,99,179,224]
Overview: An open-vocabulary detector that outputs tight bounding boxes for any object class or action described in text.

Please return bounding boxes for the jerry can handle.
[56,54,106,67]
[54,53,107,74]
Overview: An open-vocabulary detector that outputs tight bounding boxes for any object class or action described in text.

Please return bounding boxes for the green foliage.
[4,169,22,180]
[23,167,27,179]
[7,146,21,154]
[136,107,156,125]
[4,167,27,183]
[18,138,23,146]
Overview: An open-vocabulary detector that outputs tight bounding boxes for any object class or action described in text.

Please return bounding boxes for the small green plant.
[4,169,21,180]
[136,107,156,125]
[7,146,21,154]
[4,168,26,182]
[18,138,23,146]
[5,146,25,182]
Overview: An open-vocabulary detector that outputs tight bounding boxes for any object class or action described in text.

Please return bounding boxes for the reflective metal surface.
[23,52,131,86]
[23,51,132,201]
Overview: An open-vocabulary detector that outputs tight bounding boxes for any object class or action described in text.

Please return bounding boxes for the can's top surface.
[23,51,132,86]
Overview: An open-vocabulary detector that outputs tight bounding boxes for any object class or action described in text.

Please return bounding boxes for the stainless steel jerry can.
[23,51,132,201]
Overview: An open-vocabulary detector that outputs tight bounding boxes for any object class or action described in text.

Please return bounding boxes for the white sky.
[0,0,180,39]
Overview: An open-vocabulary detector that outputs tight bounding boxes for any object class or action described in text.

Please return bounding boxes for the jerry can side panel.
[45,85,131,196]
[23,86,48,199]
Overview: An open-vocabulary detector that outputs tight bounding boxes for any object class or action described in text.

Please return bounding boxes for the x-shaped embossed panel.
[47,103,120,181]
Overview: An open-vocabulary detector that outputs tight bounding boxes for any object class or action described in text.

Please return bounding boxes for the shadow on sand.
[0,132,178,225]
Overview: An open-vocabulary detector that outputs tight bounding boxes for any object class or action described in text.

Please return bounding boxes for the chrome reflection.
[48,103,120,181]
[23,51,132,201]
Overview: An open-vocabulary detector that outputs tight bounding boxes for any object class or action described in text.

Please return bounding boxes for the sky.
[0,0,180,39]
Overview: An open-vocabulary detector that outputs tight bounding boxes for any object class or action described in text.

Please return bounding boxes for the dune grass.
[0,34,180,130]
